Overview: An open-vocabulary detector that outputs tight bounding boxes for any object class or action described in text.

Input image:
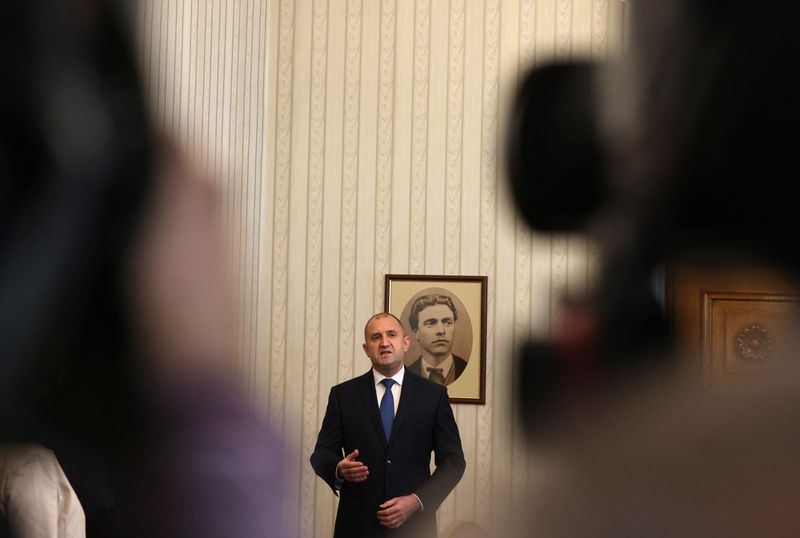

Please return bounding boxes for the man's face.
[414,304,455,358]
[363,315,411,376]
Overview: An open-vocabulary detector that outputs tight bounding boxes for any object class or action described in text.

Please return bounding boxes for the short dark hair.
[409,295,457,332]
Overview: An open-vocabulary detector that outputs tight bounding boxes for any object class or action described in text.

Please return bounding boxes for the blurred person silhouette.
[0,2,284,537]
[507,0,800,535]
[508,0,799,432]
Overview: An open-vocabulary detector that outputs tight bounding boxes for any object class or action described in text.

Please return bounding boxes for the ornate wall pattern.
[137,1,624,535]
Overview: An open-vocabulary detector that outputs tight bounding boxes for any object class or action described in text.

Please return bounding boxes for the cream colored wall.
[137,1,625,536]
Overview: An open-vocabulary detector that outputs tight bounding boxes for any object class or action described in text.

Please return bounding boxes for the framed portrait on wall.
[384,274,487,404]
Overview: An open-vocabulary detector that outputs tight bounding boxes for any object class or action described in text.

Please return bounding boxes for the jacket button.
[386,460,391,465]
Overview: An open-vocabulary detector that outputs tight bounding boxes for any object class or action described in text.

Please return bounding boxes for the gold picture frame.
[384,274,487,404]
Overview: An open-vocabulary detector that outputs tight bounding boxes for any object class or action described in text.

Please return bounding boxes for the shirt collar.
[373,365,405,387]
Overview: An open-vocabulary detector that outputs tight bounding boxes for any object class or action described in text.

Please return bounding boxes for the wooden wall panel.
[669,264,800,392]
[136,1,625,535]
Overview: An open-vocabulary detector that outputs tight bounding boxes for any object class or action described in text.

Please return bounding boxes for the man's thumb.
[345,449,359,461]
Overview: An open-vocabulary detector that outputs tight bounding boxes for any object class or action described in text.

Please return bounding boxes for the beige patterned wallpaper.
[136,1,625,535]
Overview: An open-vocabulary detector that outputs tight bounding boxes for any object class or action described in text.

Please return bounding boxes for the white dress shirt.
[372,366,404,415]
[0,443,86,538]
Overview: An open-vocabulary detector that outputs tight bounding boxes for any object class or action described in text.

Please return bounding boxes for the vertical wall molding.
[478,0,499,529]
[520,0,537,66]
[513,0,536,522]
[556,0,573,58]
[374,0,396,311]
[551,235,568,328]
[301,0,329,536]
[409,0,431,274]
[270,0,294,430]
[444,0,465,277]
[593,0,610,56]
[137,2,624,535]
[339,0,362,386]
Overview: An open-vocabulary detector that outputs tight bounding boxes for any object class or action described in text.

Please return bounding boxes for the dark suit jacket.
[407,355,468,384]
[310,369,466,538]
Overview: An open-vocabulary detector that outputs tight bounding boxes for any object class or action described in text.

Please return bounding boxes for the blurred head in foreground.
[508,0,800,535]
[0,2,283,536]
[509,0,800,424]
[0,0,156,442]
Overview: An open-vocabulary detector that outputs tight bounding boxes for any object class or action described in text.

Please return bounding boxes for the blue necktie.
[379,378,396,442]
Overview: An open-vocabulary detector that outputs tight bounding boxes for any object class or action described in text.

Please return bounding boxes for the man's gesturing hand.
[377,495,420,529]
[336,449,369,482]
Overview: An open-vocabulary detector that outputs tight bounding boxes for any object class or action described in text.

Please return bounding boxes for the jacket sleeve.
[415,386,466,511]
[309,387,344,495]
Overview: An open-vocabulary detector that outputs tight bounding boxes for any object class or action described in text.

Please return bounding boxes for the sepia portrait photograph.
[385,275,487,404]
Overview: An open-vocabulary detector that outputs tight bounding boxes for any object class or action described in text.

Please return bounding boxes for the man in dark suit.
[406,295,468,386]
[311,313,466,537]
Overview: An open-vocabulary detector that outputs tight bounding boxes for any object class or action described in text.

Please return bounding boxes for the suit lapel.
[390,371,418,443]
[358,369,388,451]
